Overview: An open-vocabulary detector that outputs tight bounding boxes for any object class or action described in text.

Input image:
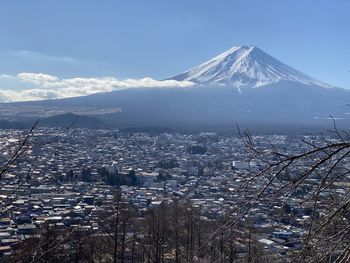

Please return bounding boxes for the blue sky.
[0,0,349,101]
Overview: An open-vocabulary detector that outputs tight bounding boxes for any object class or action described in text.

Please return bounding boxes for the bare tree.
[198,122,350,262]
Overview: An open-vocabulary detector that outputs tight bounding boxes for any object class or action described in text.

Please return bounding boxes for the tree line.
[6,191,273,263]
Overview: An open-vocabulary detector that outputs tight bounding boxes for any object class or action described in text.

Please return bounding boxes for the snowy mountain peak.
[170,45,331,89]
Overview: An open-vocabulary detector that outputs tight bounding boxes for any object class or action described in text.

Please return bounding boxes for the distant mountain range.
[1,46,350,132]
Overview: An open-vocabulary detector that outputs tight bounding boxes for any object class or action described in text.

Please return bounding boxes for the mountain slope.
[39,113,107,129]
[170,46,331,89]
[2,46,350,130]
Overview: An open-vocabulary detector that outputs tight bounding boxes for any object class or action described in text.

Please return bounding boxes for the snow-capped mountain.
[3,45,350,131]
[171,46,331,89]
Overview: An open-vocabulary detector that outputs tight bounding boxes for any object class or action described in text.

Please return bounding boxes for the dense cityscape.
[0,128,347,262]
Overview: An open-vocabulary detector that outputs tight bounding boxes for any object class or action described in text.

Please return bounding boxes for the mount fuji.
[170,46,331,90]
[2,46,350,131]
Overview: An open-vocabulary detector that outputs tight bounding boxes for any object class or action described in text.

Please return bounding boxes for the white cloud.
[17,72,59,84]
[0,73,194,102]
[0,89,60,102]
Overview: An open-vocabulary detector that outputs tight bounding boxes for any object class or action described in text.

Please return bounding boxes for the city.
[0,128,347,261]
